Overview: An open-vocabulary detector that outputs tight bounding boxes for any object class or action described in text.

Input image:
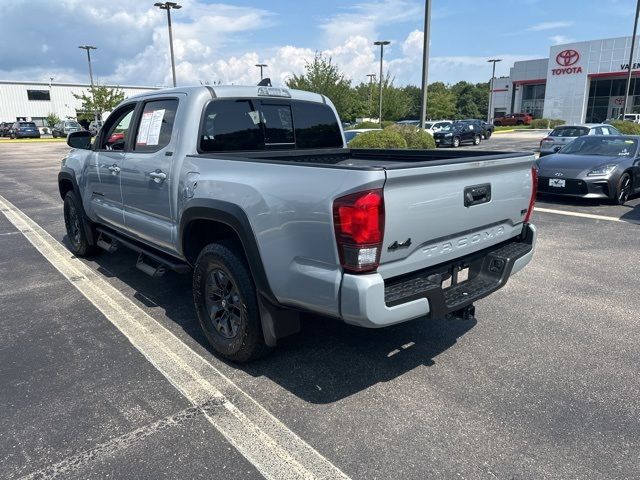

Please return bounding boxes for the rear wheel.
[484,130,492,139]
[614,173,632,205]
[452,136,460,148]
[193,242,270,363]
[473,134,481,145]
[63,191,99,257]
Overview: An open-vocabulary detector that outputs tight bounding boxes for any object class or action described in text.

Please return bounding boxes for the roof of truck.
[126,85,328,105]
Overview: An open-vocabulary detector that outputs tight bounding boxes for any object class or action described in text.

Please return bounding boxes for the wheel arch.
[179,199,277,305]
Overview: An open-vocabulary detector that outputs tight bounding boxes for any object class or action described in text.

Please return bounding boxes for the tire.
[193,242,270,363]
[63,191,99,257]
[614,173,632,205]
[473,134,481,145]
[494,121,502,127]
[484,130,492,139]
[52,131,58,138]
[516,120,524,126]
[452,136,460,148]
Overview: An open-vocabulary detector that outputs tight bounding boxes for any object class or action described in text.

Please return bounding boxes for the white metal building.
[0,80,160,129]
[490,35,640,124]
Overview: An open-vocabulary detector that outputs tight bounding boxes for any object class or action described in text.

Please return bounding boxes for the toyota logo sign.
[552,49,583,75]
[556,49,580,67]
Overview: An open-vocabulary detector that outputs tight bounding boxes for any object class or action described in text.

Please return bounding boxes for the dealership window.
[31,117,45,127]
[521,83,545,118]
[26,90,51,101]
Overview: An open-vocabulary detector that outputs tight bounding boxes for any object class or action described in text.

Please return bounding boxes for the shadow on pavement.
[70,239,477,404]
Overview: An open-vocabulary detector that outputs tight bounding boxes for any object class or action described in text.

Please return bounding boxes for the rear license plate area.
[549,178,566,188]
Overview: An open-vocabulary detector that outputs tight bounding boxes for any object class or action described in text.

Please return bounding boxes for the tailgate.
[378,154,535,279]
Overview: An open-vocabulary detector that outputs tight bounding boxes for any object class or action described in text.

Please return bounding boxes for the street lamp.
[374,40,390,127]
[419,0,432,129]
[255,63,268,80]
[487,59,502,123]
[623,0,640,117]
[154,2,182,87]
[366,73,376,118]
[78,45,98,123]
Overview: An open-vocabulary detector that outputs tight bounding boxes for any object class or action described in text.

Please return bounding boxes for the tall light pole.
[154,2,182,87]
[78,45,98,123]
[419,0,431,129]
[366,73,376,118]
[487,59,502,123]
[255,63,268,80]
[374,41,390,127]
[623,0,640,117]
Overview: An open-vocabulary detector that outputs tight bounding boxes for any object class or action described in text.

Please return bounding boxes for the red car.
[494,113,533,126]
[107,132,125,144]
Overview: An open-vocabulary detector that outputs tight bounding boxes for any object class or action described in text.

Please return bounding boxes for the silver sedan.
[539,124,621,157]
[537,135,640,205]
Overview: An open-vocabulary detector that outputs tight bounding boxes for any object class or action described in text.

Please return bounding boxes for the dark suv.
[433,122,483,147]
[455,119,494,139]
[9,121,41,139]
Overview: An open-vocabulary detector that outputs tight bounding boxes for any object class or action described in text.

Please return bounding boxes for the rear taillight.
[333,189,385,273]
[540,137,551,148]
[524,166,538,223]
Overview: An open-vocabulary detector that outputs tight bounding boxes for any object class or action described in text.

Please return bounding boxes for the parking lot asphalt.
[1,139,639,479]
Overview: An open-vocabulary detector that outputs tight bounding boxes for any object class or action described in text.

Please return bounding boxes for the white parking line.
[534,206,640,225]
[0,194,349,480]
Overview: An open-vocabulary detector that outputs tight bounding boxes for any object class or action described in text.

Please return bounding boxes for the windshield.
[65,121,81,127]
[424,123,433,129]
[550,126,589,137]
[560,137,637,156]
[439,123,461,132]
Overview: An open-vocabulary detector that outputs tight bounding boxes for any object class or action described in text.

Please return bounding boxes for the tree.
[426,89,456,120]
[73,84,126,120]
[45,113,61,128]
[286,54,358,121]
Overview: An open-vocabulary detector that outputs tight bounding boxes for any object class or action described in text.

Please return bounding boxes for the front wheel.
[452,136,460,148]
[473,135,481,145]
[193,242,270,363]
[63,191,99,257]
[614,173,632,205]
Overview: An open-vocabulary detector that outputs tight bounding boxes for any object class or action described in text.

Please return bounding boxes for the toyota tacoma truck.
[59,85,538,362]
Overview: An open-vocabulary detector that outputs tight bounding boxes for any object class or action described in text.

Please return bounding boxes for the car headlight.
[587,164,617,176]
[444,133,453,137]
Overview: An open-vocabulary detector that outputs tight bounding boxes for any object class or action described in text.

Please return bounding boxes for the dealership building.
[491,35,640,124]
[0,80,159,129]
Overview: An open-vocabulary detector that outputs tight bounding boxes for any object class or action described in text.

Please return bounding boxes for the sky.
[0,0,638,88]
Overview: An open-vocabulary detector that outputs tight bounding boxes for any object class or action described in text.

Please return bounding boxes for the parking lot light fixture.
[374,41,390,127]
[366,73,376,118]
[419,0,431,130]
[78,45,98,123]
[154,2,182,87]
[487,59,502,123]
[255,63,268,81]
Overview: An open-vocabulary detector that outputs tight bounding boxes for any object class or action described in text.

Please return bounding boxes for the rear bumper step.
[384,227,534,318]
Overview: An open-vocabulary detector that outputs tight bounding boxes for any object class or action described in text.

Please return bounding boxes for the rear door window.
[200,99,263,152]
[134,99,179,152]
[261,104,294,146]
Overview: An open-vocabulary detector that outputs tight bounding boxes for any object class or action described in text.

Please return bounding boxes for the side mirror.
[67,130,92,150]
[553,146,562,152]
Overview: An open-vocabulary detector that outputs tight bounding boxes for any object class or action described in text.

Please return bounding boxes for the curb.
[0,138,67,144]
[493,129,515,134]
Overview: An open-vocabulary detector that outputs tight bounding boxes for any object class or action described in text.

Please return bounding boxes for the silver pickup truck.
[59,85,538,362]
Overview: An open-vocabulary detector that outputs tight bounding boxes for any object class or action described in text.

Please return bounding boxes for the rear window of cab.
[199,99,343,152]
[550,127,589,137]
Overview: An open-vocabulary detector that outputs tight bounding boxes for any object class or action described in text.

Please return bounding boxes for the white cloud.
[549,35,574,45]
[527,21,573,31]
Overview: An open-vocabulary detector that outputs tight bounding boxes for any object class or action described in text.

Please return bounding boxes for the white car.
[423,120,452,136]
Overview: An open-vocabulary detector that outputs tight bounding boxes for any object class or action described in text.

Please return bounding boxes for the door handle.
[108,164,120,175]
[149,170,167,183]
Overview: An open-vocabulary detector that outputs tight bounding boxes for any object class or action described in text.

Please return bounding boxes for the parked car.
[493,113,533,126]
[539,124,620,157]
[617,113,640,124]
[537,135,640,205]
[344,128,382,143]
[59,85,537,362]
[89,120,103,136]
[433,122,483,147]
[396,120,420,127]
[423,120,453,136]
[9,121,41,139]
[0,122,13,137]
[52,120,83,138]
[455,119,494,139]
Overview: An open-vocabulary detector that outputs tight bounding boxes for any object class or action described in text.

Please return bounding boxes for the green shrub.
[385,124,435,149]
[381,120,395,129]
[609,120,640,135]
[349,129,407,149]
[529,118,565,129]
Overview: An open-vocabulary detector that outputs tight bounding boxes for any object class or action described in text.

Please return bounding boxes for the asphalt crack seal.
[0,193,349,480]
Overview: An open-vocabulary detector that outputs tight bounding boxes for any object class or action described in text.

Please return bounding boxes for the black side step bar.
[96,227,191,275]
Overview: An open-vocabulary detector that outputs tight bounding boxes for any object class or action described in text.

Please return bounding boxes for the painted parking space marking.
[534,206,640,225]
[0,194,349,480]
